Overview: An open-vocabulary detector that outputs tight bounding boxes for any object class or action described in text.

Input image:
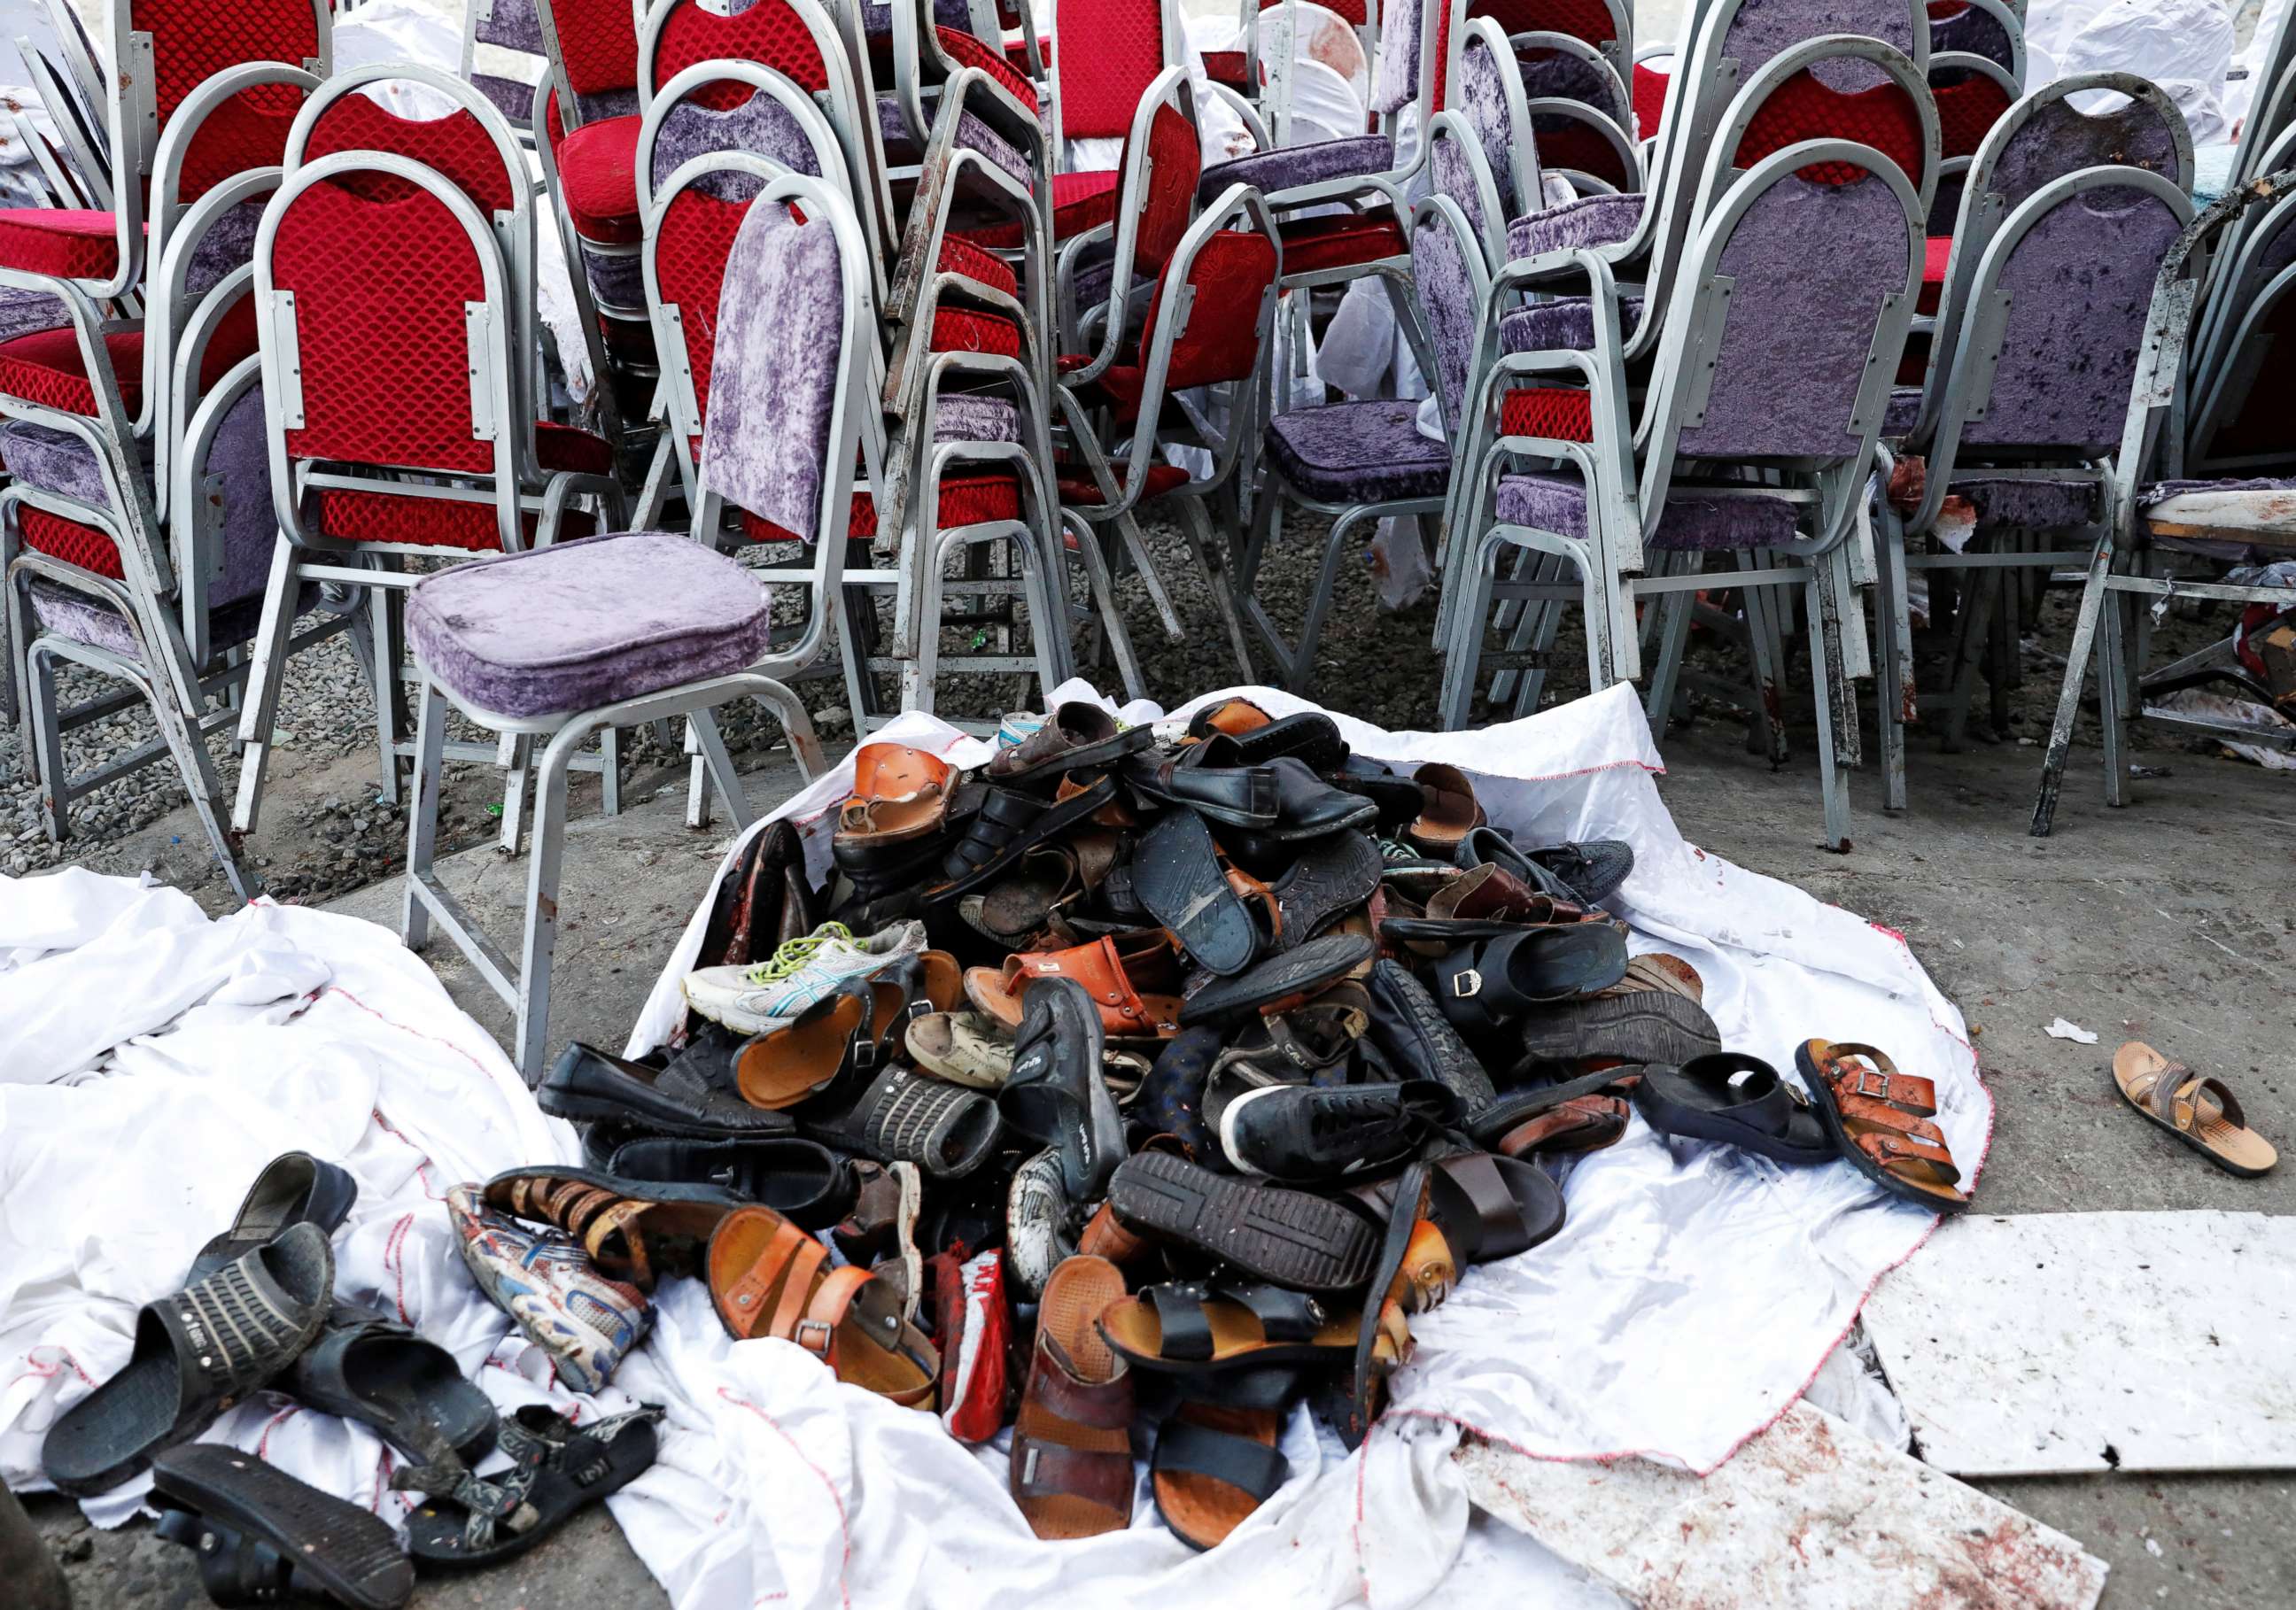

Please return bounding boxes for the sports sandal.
[43,1223,336,1496]
[966,930,1187,1037]
[1010,1255,1135,1539]
[2113,1041,2277,1177]
[152,1445,414,1610]
[706,1207,940,1403]
[1796,1040,1971,1212]
[1633,1053,1833,1165]
[186,1151,358,1284]
[1152,1402,1289,1552]
[1402,763,1484,855]
[288,1303,499,1464]
[1098,1281,1363,1373]
[999,976,1127,1202]
[1134,806,1263,976]
[1107,1151,1380,1291]
[399,1405,662,1567]
[480,1168,741,1290]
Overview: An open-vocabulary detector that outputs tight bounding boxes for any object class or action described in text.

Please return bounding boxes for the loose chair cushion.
[1198,135,1394,203]
[1263,399,1449,502]
[555,114,644,243]
[407,530,773,719]
[1507,193,1644,259]
[0,209,122,279]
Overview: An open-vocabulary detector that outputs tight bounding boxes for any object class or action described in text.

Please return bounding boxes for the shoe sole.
[1109,1152,1377,1291]
[1516,991,1719,1071]
[152,1446,414,1610]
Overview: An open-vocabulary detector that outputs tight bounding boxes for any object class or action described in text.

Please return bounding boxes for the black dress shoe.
[1183,711,1349,772]
[602,1135,856,1227]
[538,1041,795,1139]
[1361,959,1497,1118]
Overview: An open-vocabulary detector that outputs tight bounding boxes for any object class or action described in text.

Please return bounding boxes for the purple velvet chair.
[1445,138,1924,848]
[2031,171,2296,834]
[402,174,858,1083]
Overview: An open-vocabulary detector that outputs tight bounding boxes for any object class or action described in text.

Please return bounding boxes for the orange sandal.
[1796,1040,1969,1212]
[706,1205,939,1405]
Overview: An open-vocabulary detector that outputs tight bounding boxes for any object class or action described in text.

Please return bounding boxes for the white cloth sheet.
[2,683,1985,1608]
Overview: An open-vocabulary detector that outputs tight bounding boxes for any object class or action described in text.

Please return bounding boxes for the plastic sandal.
[2113,1041,2277,1177]
[288,1303,498,1465]
[152,1445,413,1610]
[185,1151,357,1284]
[399,1406,663,1567]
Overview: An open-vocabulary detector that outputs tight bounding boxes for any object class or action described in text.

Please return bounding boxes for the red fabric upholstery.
[1468,0,1618,47]
[937,234,1020,297]
[542,0,640,97]
[1276,211,1408,275]
[177,90,303,204]
[304,97,519,213]
[1935,74,2012,160]
[1059,460,1189,501]
[555,114,643,242]
[1053,0,1167,141]
[141,0,321,123]
[19,507,124,579]
[654,0,832,106]
[1535,122,1631,189]
[1136,104,1200,275]
[537,422,615,476]
[959,170,1121,247]
[1500,385,1594,443]
[738,471,1026,543]
[0,293,257,417]
[1201,50,1250,88]
[269,181,493,474]
[931,306,1023,359]
[1919,234,1951,314]
[0,210,121,279]
[655,187,746,422]
[1633,62,1670,142]
[308,484,595,549]
[937,27,1040,112]
[1736,70,1928,189]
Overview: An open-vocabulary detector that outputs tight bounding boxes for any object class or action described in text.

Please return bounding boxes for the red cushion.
[1276,211,1407,276]
[738,470,1025,542]
[536,421,616,476]
[20,506,124,579]
[555,114,642,244]
[1499,386,1594,444]
[936,235,1020,298]
[0,296,259,418]
[931,306,1023,359]
[1918,234,1952,315]
[958,169,1121,249]
[1202,50,1251,88]
[0,209,120,279]
[937,27,1040,112]
[311,482,596,551]
[1059,461,1189,502]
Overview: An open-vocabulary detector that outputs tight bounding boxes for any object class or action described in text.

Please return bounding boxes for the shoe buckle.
[1451,969,1483,999]
[1852,1068,1891,1101]
[793,1319,834,1357]
[854,1039,880,1072]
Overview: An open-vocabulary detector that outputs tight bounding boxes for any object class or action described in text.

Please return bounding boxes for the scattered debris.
[2046,1018,2100,1044]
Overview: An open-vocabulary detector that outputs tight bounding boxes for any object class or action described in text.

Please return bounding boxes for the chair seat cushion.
[935,26,1040,112]
[26,577,306,662]
[0,209,121,279]
[1199,135,1393,203]
[1,416,125,506]
[874,93,1031,188]
[1500,295,1645,353]
[0,297,258,417]
[1951,475,2097,530]
[739,469,1025,545]
[1882,384,1922,437]
[407,529,773,718]
[1507,192,1645,260]
[18,504,125,579]
[1919,234,1951,314]
[1496,470,1803,551]
[932,306,1022,358]
[935,235,1020,298]
[1276,210,1407,276]
[1263,398,1449,502]
[958,168,1119,248]
[1058,460,1189,503]
[556,114,643,244]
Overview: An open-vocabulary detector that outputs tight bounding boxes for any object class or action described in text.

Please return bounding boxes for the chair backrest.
[1052,0,1182,143]
[1468,0,1629,79]
[1371,0,1462,118]
[2186,183,2296,473]
[534,0,641,127]
[1408,190,1493,433]
[463,0,552,127]
[1928,52,2015,164]
[1928,0,2021,81]
[1067,66,1203,363]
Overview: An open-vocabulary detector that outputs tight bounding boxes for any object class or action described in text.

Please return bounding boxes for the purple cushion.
[1496,471,1803,551]
[1200,135,1394,203]
[1951,476,2098,529]
[1263,399,1450,502]
[932,393,1020,443]
[874,93,1031,187]
[579,239,644,312]
[1507,192,1644,259]
[1882,385,1922,437]
[27,581,307,662]
[1500,295,1644,352]
[407,530,773,718]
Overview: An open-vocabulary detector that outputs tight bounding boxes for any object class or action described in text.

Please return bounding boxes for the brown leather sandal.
[706,1206,939,1405]
[1403,763,1485,855]
[1011,1255,1135,1538]
[1796,1040,1970,1212]
[964,930,1186,1037]
[733,979,905,1110]
[2114,1041,2277,1177]
[837,744,956,847]
[481,1169,740,1290]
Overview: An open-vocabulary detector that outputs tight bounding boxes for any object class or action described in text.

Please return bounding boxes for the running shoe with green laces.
[680,920,924,1036]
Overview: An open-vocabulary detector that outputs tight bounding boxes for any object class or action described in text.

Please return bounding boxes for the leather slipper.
[1011,1255,1135,1538]
[1153,1403,1289,1551]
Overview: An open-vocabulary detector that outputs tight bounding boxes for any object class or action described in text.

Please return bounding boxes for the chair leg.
[1807,561,1855,852]
[229,537,302,834]
[1175,496,1256,683]
[143,653,257,902]
[746,677,826,781]
[512,723,578,1086]
[684,719,713,832]
[25,642,67,842]
[1112,507,1186,643]
[403,679,448,950]
[688,708,755,825]
[1734,553,1788,765]
[1286,507,1369,696]
[1065,510,1145,703]
[498,733,534,855]
[1873,521,1913,808]
[1439,536,1504,729]
[2030,536,2118,837]
[1642,581,1696,734]
[598,725,622,817]
[1942,564,1998,753]
[1509,555,1568,718]
[2097,579,2131,808]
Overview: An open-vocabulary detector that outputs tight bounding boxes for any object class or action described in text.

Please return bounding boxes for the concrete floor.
[22,711,2296,1608]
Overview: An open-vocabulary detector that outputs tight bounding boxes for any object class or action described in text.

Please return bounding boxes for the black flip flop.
[1430,924,1629,1030]
[1179,932,1374,1026]
[605,1135,855,1227]
[1108,1151,1379,1291]
[43,1223,337,1496]
[999,976,1125,1202]
[187,1152,358,1284]
[926,775,1118,901]
[1633,1053,1834,1165]
[1134,807,1262,977]
[287,1304,499,1465]
[152,1445,414,1610]
[399,1405,662,1569]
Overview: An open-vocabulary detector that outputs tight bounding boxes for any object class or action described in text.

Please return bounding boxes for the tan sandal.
[706,1205,939,1405]
[2114,1041,2277,1177]
[1011,1256,1134,1538]
[1796,1040,1969,1212]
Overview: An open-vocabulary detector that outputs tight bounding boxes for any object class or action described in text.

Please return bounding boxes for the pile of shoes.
[37,1154,663,1608]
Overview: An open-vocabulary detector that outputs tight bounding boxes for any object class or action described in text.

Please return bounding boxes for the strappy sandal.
[43,1223,336,1496]
[1011,1255,1134,1538]
[705,1207,940,1404]
[152,1445,414,1610]
[1152,1400,1290,1552]
[966,930,1188,1037]
[398,1405,662,1567]
[1346,1149,1565,1267]
[1098,1281,1365,1372]
[734,978,904,1110]
[1796,1040,1971,1212]
[2113,1041,2277,1177]
[927,773,1118,900]
[480,1168,741,1290]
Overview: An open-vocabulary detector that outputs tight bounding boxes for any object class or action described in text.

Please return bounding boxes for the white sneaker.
[680,920,925,1036]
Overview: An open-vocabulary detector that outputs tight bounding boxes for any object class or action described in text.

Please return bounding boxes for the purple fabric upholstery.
[1882,383,1921,436]
[2,419,120,505]
[474,73,537,123]
[184,200,263,298]
[1990,99,2184,210]
[1460,38,1522,215]
[0,284,65,344]
[1410,213,1478,423]
[874,94,1033,187]
[26,580,139,657]
[1507,192,1643,259]
[2138,476,2296,507]
[1500,295,1643,352]
[580,240,644,311]
[573,85,641,128]
[1949,475,2098,528]
[477,0,547,54]
[653,97,823,201]
[407,530,774,718]
[1432,135,1490,245]
[1959,185,2182,454]
[1199,135,1393,202]
[1719,0,1916,92]
[931,393,1020,443]
[1517,50,1620,120]
[702,198,847,540]
[1498,470,1804,549]
[1675,172,1911,460]
[1372,0,1422,114]
[1264,399,1449,501]
[1930,6,2016,73]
